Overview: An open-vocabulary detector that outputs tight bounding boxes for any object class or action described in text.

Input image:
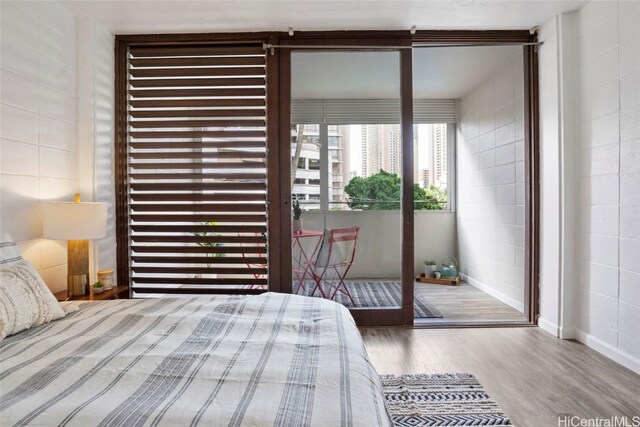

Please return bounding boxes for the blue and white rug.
[381,373,513,426]
[296,280,442,318]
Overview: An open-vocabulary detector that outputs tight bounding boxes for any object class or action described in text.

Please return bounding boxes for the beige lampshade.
[43,202,108,240]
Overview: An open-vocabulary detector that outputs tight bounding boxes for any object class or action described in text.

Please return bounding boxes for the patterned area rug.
[381,373,513,426]
[295,280,442,318]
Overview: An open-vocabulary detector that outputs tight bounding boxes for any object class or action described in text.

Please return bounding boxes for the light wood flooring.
[415,281,525,323]
[361,327,640,427]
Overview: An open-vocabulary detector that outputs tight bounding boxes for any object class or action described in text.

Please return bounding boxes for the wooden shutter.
[125,44,268,295]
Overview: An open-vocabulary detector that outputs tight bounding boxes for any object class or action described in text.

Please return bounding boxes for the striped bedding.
[0,293,391,427]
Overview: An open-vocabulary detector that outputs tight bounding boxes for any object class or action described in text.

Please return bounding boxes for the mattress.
[0,293,391,427]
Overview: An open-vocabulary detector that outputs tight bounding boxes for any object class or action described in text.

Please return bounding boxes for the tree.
[415,185,447,210]
[344,170,445,210]
[344,170,400,210]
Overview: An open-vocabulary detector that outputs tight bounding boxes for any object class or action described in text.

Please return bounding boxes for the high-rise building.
[413,126,420,181]
[361,124,404,178]
[291,124,349,210]
[432,123,447,187]
[386,125,402,176]
[419,169,431,188]
[328,125,350,209]
[291,124,321,210]
[361,125,381,177]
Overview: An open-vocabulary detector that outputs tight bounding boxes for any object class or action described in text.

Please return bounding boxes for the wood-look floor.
[361,327,640,427]
[415,281,525,323]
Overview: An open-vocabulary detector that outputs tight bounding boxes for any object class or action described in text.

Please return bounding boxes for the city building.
[291,124,350,210]
[419,169,431,188]
[359,124,422,186]
[328,125,351,209]
[431,123,447,187]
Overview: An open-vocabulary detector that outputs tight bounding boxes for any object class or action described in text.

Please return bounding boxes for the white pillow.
[0,233,23,266]
[0,237,67,339]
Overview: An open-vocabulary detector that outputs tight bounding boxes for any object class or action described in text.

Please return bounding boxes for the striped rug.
[296,280,442,318]
[381,373,513,426]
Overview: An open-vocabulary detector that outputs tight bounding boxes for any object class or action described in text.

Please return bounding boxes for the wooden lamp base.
[67,239,89,296]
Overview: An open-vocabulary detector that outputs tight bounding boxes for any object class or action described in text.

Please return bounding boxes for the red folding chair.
[308,227,359,305]
[239,232,267,289]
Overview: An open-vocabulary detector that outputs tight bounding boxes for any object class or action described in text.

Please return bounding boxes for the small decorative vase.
[424,265,436,277]
[292,219,303,233]
[98,269,114,290]
[93,287,104,294]
[433,271,442,279]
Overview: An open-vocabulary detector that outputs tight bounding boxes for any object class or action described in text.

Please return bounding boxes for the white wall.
[456,51,526,312]
[537,15,565,337]
[538,0,639,374]
[0,1,78,291]
[0,1,115,292]
[574,0,640,372]
[303,211,456,279]
[76,18,117,280]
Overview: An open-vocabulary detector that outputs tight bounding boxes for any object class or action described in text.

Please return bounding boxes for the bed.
[0,293,391,427]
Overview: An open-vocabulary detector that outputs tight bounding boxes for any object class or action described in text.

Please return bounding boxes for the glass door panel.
[412,46,528,324]
[290,51,409,322]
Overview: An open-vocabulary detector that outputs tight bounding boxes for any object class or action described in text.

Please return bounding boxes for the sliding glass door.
[115,32,537,326]
[285,45,415,325]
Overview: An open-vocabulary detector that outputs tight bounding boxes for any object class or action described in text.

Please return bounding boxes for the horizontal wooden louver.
[126,43,268,295]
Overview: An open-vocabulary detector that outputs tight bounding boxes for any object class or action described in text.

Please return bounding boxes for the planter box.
[415,273,460,286]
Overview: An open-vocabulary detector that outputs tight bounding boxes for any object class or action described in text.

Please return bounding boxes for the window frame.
[292,122,456,213]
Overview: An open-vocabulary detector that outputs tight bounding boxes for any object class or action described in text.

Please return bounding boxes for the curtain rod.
[262,41,542,53]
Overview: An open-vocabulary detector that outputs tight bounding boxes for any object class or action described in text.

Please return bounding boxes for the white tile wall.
[456,51,526,312]
[575,0,640,362]
[92,24,117,278]
[0,1,78,292]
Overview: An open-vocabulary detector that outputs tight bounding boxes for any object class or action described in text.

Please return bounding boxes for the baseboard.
[537,317,559,337]
[576,330,640,375]
[462,274,524,313]
[557,325,575,339]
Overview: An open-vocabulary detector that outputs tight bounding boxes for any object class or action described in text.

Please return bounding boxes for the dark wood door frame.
[524,44,540,325]
[114,30,540,326]
[399,44,416,326]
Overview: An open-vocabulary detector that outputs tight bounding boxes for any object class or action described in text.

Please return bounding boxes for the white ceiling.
[292,45,521,99]
[63,0,585,34]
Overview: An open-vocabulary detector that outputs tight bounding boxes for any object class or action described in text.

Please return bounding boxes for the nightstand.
[54,285,129,302]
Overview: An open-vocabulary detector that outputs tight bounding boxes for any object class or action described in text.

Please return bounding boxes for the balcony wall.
[456,48,526,313]
[302,210,457,279]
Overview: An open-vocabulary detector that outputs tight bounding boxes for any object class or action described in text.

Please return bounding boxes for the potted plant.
[192,221,223,278]
[92,282,105,294]
[292,199,303,233]
[194,221,223,267]
[423,260,437,278]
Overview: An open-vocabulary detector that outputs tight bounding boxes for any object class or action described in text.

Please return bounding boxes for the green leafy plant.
[344,170,446,210]
[423,260,437,266]
[92,282,104,288]
[292,199,302,220]
[415,185,447,210]
[193,221,223,266]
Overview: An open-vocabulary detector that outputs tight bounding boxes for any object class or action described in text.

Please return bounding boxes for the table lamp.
[43,194,108,297]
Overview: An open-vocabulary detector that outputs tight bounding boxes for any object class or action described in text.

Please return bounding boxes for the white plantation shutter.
[291,99,456,124]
